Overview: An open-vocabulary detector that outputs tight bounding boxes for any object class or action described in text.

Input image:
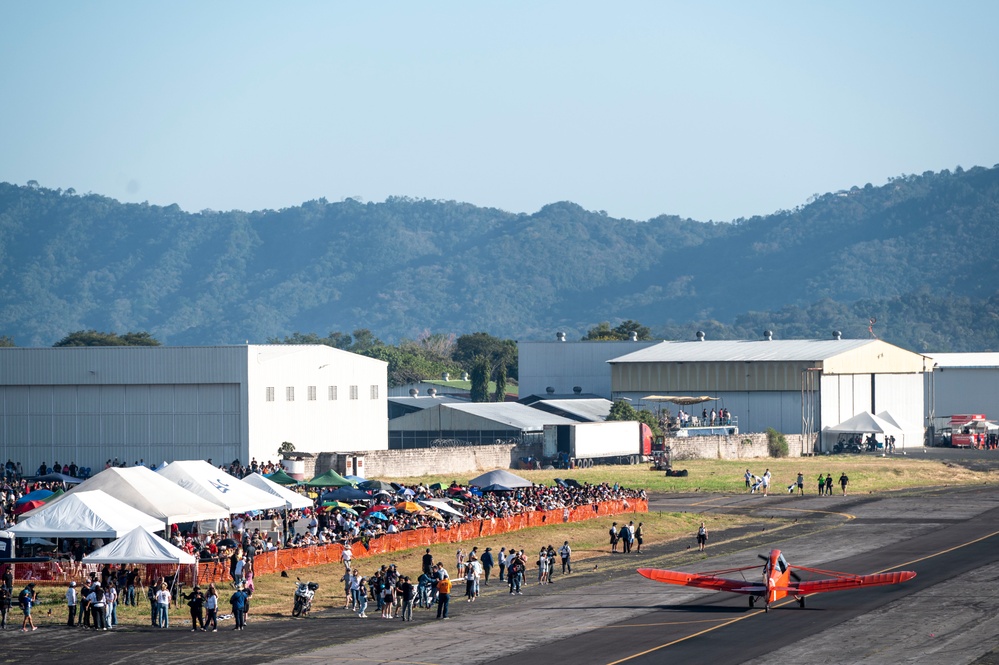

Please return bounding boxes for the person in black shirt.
[422,548,434,576]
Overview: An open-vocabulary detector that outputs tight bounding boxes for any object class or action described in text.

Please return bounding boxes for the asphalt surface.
[5,448,999,665]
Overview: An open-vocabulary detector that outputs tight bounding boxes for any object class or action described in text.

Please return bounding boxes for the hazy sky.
[2,2,996,222]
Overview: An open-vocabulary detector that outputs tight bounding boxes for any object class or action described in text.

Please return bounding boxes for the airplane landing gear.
[797,596,805,608]
[749,596,755,608]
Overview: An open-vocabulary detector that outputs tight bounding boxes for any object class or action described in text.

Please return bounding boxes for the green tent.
[264,469,300,486]
[303,469,353,487]
[41,488,65,503]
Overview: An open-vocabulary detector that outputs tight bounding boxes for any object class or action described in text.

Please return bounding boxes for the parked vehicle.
[293,578,319,617]
[543,421,654,468]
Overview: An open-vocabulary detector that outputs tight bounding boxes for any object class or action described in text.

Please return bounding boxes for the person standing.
[399,576,415,621]
[204,584,219,631]
[497,547,507,582]
[839,472,849,495]
[422,548,434,576]
[619,523,633,553]
[65,581,77,626]
[796,472,804,496]
[696,522,708,551]
[508,552,524,595]
[185,585,206,631]
[559,541,572,574]
[436,573,451,619]
[481,547,495,585]
[825,473,834,496]
[745,469,753,491]
[0,584,11,629]
[87,584,106,630]
[356,576,368,618]
[817,473,825,496]
[18,582,37,632]
[610,522,619,553]
[761,469,771,497]
[229,584,248,630]
[155,582,171,628]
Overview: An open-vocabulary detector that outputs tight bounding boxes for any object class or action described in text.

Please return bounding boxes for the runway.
[5,483,999,665]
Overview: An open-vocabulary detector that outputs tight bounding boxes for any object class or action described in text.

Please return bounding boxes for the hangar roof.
[611,339,881,364]
[926,353,999,369]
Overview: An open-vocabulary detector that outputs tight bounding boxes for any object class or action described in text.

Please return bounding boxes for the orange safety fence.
[5,498,646,589]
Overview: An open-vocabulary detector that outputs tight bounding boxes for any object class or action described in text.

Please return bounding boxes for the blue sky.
[1,2,996,222]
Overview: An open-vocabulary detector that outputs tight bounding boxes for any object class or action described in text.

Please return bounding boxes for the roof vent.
[573,386,582,394]
[764,330,773,341]
[833,330,842,340]
[427,388,437,397]
[695,331,705,341]
[546,386,555,394]
[409,388,418,397]
[556,331,566,341]
[629,331,638,341]
[442,372,450,381]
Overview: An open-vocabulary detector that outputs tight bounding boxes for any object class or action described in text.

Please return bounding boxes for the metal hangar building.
[0,344,387,471]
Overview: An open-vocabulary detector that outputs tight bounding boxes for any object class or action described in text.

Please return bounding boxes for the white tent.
[419,499,464,517]
[822,411,904,451]
[83,525,197,565]
[467,469,534,489]
[241,472,313,510]
[9,490,165,539]
[25,467,230,526]
[158,460,287,513]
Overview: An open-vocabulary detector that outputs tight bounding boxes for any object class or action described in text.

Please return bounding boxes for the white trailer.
[543,421,651,467]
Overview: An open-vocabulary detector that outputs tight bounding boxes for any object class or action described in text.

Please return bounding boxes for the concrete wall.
[667,432,806,461]
[316,442,544,479]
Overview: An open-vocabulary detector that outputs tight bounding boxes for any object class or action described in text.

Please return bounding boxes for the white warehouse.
[0,345,387,471]
[609,335,930,453]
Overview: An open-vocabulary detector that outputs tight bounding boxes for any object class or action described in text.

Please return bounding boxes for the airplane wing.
[638,567,764,595]
[791,569,916,594]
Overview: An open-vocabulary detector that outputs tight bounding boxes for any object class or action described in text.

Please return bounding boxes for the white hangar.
[608,334,931,452]
[925,353,999,422]
[518,334,658,399]
[0,345,387,471]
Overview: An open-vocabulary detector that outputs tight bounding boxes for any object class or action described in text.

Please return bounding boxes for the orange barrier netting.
[6,498,646,588]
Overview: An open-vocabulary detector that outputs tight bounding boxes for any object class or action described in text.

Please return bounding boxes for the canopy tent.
[419,499,463,517]
[25,466,230,525]
[822,411,904,451]
[9,490,165,539]
[303,469,353,488]
[241,472,313,510]
[468,469,533,489]
[83,525,196,565]
[641,395,720,406]
[28,472,84,484]
[15,489,53,505]
[320,487,372,502]
[158,460,287,514]
[358,479,395,492]
[823,411,903,436]
[264,469,300,486]
[42,488,64,503]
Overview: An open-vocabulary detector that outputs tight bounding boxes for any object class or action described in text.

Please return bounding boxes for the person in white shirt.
[65,581,78,627]
[559,541,572,574]
[341,543,353,572]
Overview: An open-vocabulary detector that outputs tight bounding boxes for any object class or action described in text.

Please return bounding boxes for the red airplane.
[638,549,916,612]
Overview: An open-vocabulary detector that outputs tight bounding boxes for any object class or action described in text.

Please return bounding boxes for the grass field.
[27,453,999,627]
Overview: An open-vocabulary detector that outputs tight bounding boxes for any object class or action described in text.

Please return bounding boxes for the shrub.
[766,428,789,458]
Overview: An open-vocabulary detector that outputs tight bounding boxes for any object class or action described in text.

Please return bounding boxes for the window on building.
[286,386,295,402]
[349,385,359,400]
[370,385,379,399]
[308,386,317,401]
[328,385,338,401]
[266,387,275,402]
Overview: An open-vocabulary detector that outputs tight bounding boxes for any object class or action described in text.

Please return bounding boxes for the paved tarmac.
[5,451,999,665]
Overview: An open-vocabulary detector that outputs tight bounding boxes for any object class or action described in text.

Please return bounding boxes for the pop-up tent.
[264,469,299,486]
[25,467,230,527]
[241,472,313,510]
[158,460,287,514]
[83,525,196,565]
[9,490,164,539]
[468,469,533,488]
[822,411,904,451]
[303,469,353,487]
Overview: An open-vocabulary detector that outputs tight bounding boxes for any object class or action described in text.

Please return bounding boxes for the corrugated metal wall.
[612,361,817,392]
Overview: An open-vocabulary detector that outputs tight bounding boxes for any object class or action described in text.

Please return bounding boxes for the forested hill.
[2,165,999,351]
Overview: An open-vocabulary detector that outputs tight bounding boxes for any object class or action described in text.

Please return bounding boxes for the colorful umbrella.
[367,511,389,521]
[394,501,423,513]
[423,510,445,521]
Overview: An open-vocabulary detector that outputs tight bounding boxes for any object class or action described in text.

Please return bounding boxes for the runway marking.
[604,527,999,664]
